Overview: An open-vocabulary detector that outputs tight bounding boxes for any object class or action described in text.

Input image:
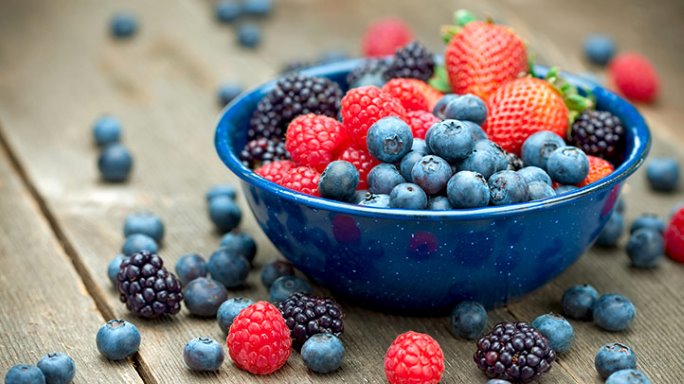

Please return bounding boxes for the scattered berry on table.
[236,23,261,48]
[227,301,291,375]
[605,369,652,384]
[357,193,391,208]
[347,58,391,88]
[280,166,321,196]
[630,214,665,234]
[260,260,295,288]
[95,319,141,361]
[98,143,133,182]
[255,159,295,184]
[215,0,242,23]
[121,233,158,256]
[665,207,684,263]
[428,195,452,210]
[450,301,487,340]
[37,353,75,384]
[385,331,444,384]
[243,0,272,17]
[561,284,599,320]
[92,115,121,147]
[217,82,243,106]
[486,380,513,384]
[578,155,615,187]
[285,114,347,172]
[362,18,413,57]
[426,119,475,162]
[183,337,225,372]
[527,181,556,201]
[108,254,127,286]
[318,160,360,202]
[474,322,555,383]
[368,163,406,195]
[340,86,407,148]
[301,334,345,374]
[546,146,590,185]
[444,94,487,125]
[405,110,440,140]
[609,52,660,103]
[337,146,380,190]
[4,365,45,384]
[399,150,425,182]
[594,342,637,379]
[175,253,208,286]
[278,292,344,348]
[240,137,289,169]
[521,131,566,170]
[488,170,529,206]
[593,293,636,331]
[219,231,257,264]
[570,110,625,165]
[411,155,452,195]
[627,228,664,268]
[517,166,552,186]
[269,275,312,302]
[217,297,254,334]
[596,211,624,247]
[447,171,490,208]
[109,12,138,39]
[183,277,228,317]
[123,211,164,243]
[207,249,249,288]
[384,41,435,82]
[646,157,679,192]
[530,313,574,353]
[458,139,508,180]
[583,34,616,66]
[208,195,242,233]
[389,183,428,209]
[117,251,183,318]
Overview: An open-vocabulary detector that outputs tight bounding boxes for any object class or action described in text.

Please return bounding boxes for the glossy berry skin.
[269,275,312,302]
[226,301,292,375]
[183,277,228,317]
[254,160,294,184]
[243,0,271,16]
[318,161,360,202]
[98,143,133,182]
[384,41,435,82]
[175,253,208,286]
[260,260,295,288]
[219,231,257,264]
[385,331,444,384]
[357,193,391,208]
[278,292,345,348]
[609,52,660,103]
[399,150,426,182]
[665,207,684,263]
[527,181,556,201]
[561,284,599,320]
[366,117,413,163]
[208,195,242,233]
[108,254,127,286]
[531,313,574,353]
[486,380,513,384]
[341,86,407,148]
[433,94,459,119]
[215,1,242,23]
[584,34,616,66]
[626,228,664,268]
[217,82,243,106]
[236,24,261,48]
[450,301,487,340]
[593,294,636,331]
[630,214,665,234]
[362,18,413,57]
[517,166,552,186]
[547,147,590,185]
[570,110,625,164]
[428,196,452,210]
[183,337,225,372]
[337,146,379,190]
[488,170,528,206]
[217,297,254,334]
[123,211,164,243]
[301,334,345,374]
[646,157,679,192]
[596,212,624,247]
[578,155,615,187]
[406,110,440,140]
[4,365,45,384]
[36,353,75,384]
[281,166,321,196]
[444,94,487,125]
[426,119,475,162]
[96,320,141,361]
[240,138,289,169]
[286,114,347,172]
[458,140,508,180]
[389,183,428,209]
[92,115,121,147]
[368,164,405,195]
[521,131,566,170]
[606,369,651,384]
[447,171,490,208]
[121,234,158,256]
[411,155,452,195]
[595,343,637,379]
[465,121,487,142]
[207,250,249,289]
[109,12,137,39]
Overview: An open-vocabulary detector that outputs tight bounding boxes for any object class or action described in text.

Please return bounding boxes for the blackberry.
[117,251,183,318]
[346,58,391,88]
[506,152,524,171]
[277,292,344,348]
[384,41,435,82]
[240,137,289,169]
[570,110,625,164]
[474,322,555,383]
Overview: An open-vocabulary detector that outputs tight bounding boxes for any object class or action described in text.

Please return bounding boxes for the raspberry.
[578,156,614,187]
[227,301,292,375]
[337,146,380,190]
[384,41,435,82]
[255,160,295,184]
[340,86,407,148]
[362,18,413,58]
[285,114,347,172]
[382,78,430,111]
[406,110,440,140]
[384,331,444,384]
[281,166,321,196]
[609,52,659,103]
[665,208,684,263]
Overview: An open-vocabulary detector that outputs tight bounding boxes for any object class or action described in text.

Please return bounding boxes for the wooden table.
[1,1,683,383]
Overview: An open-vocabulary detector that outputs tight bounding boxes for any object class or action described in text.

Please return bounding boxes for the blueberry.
[207,249,249,288]
[318,50,349,65]
[92,115,121,147]
[96,319,141,361]
[596,212,624,247]
[219,231,257,264]
[464,121,487,142]
[217,82,243,106]
[4,365,45,384]
[646,157,679,192]
[215,0,242,23]
[123,211,164,242]
[98,143,133,182]
[447,171,490,208]
[399,151,425,182]
[630,214,665,234]
[411,138,429,154]
[208,195,242,233]
[183,277,228,317]
[428,195,452,210]
[261,260,295,288]
[531,313,574,353]
[486,380,513,384]
[593,294,636,331]
[426,119,474,162]
[457,139,508,179]
[584,34,616,66]
[432,94,459,119]
[237,23,261,48]
[109,12,138,39]
[517,166,552,186]
[547,146,589,185]
[450,301,487,340]
[108,254,126,286]
[444,94,487,125]
[301,334,345,374]
[488,170,528,205]
[555,184,579,194]
[521,131,566,170]
[183,337,225,371]
[319,160,360,202]
[561,284,599,320]
[411,155,452,195]
[527,181,556,201]
[606,369,651,384]
[37,353,75,384]
[367,164,405,195]
[389,183,428,209]
[206,185,238,202]
[217,297,254,333]
[175,253,208,286]
[121,234,158,256]
[270,275,312,302]
[366,117,413,163]
[627,228,664,268]
[357,193,391,208]
[595,342,637,379]
[243,0,272,16]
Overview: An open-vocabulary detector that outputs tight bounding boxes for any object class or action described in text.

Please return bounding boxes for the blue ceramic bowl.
[215,60,650,313]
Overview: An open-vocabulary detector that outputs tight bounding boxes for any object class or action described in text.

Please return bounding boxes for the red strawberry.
[577,156,615,187]
[285,114,347,172]
[362,18,413,57]
[665,207,684,263]
[337,146,380,190]
[280,166,321,196]
[255,160,295,184]
[609,52,659,103]
[340,86,407,149]
[406,110,440,140]
[445,20,528,100]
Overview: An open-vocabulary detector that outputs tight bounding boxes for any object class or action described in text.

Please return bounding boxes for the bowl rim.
[215,60,651,221]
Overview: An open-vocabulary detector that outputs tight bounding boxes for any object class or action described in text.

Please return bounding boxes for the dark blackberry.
[277,292,344,348]
[506,152,524,171]
[346,58,391,88]
[384,41,435,82]
[570,110,625,164]
[240,137,289,169]
[117,251,183,318]
[247,73,342,141]
[474,322,555,383]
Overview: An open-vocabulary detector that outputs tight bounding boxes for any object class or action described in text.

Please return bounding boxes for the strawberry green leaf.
[429,64,451,93]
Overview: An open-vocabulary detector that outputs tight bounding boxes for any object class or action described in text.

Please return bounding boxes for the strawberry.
[577,156,615,187]
[362,18,413,58]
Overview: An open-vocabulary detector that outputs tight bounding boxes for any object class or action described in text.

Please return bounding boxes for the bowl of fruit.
[215,18,650,314]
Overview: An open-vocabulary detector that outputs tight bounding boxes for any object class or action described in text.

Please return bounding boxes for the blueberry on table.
[593,294,636,331]
[107,253,126,286]
[584,34,616,66]
[531,313,575,353]
[217,297,254,334]
[98,143,133,182]
[121,233,158,256]
[205,184,237,202]
[207,249,249,288]
[561,284,599,320]
[237,23,261,48]
[626,228,664,268]
[521,130,566,170]
[447,171,490,208]
[109,12,138,39]
[546,146,589,185]
[450,301,487,340]
[183,337,225,372]
[443,94,487,125]
[215,0,242,23]
[175,253,208,286]
[96,319,141,361]
[596,211,624,247]
[594,342,637,379]
[630,214,665,234]
[123,210,164,242]
[389,183,428,210]
[219,231,257,264]
[217,83,243,107]
[606,369,651,384]
[92,115,121,147]
[366,117,413,163]
[4,365,45,384]
[37,352,76,384]
[301,334,345,374]
[183,277,228,317]
[243,0,272,17]
[260,260,295,288]
[208,195,242,233]
[269,275,312,302]
[426,119,474,162]
[646,157,679,192]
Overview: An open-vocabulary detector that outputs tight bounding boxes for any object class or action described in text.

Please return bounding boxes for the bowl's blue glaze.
[215,60,650,313]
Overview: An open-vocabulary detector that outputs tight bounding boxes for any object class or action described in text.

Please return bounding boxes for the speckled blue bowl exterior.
[215,61,650,313]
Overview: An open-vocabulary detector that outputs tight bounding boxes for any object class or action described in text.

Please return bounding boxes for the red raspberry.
[382,78,430,111]
[255,160,295,184]
[406,110,440,140]
[362,18,413,57]
[285,114,347,172]
[227,301,292,375]
[384,331,444,384]
[609,52,660,103]
[341,86,407,149]
[665,208,684,263]
[338,146,380,190]
[577,156,615,187]
[281,166,321,196]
